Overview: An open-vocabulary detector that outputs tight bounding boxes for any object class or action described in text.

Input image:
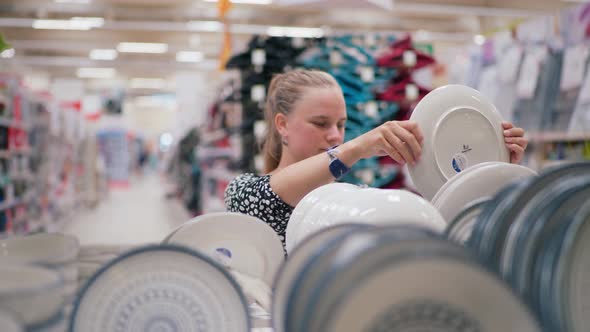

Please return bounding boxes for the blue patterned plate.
[69,245,250,332]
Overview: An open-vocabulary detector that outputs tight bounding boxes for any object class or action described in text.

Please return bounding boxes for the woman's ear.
[275,113,289,137]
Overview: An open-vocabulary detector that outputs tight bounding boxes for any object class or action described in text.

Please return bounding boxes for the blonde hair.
[263,70,339,173]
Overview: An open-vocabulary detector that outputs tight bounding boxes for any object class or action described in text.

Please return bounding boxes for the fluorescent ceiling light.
[203,0,272,4]
[267,26,324,38]
[176,51,203,63]
[0,49,15,58]
[130,78,167,90]
[117,42,168,54]
[55,0,91,3]
[89,49,117,60]
[33,17,103,30]
[187,20,223,32]
[77,67,116,79]
[473,34,486,45]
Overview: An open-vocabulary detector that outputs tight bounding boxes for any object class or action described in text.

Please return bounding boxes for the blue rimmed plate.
[300,225,445,332]
[69,244,250,332]
[506,176,590,297]
[306,240,540,332]
[271,223,374,332]
[556,198,590,332]
[445,197,490,245]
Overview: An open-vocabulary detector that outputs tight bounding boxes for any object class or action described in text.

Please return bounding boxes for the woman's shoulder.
[229,173,269,186]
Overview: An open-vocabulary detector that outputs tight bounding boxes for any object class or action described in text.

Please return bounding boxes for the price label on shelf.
[561,44,589,91]
[360,66,375,83]
[330,51,344,66]
[364,101,378,119]
[251,49,266,66]
[251,85,266,102]
[517,52,541,99]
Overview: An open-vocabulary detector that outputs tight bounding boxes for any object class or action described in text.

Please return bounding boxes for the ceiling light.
[55,0,91,3]
[187,20,223,32]
[0,49,14,58]
[130,78,166,90]
[77,67,116,79]
[203,0,272,4]
[32,17,103,30]
[267,26,324,38]
[117,42,168,54]
[89,49,117,60]
[474,34,486,45]
[176,51,203,63]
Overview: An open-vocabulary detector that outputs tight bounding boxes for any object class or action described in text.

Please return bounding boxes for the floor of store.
[62,173,191,246]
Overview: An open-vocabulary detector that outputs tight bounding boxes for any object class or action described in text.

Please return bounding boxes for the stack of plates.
[432,161,536,223]
[0,233,79,331]
[464,162,590,331]
[273,223,541,332]
[69,244,251,332]
[286,184,447,254]
[0,264,64,330]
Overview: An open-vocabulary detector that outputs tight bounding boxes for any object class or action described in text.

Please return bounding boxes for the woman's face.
[280,86,347,161]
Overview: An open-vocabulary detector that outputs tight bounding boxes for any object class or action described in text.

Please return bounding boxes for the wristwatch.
[326,145,350,180]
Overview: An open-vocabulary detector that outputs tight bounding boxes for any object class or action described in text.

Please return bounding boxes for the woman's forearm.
[269,140,362,207]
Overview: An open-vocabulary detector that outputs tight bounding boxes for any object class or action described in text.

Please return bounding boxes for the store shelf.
[0,190,37,212]
[529,132,590,142]
[0,117,31,130]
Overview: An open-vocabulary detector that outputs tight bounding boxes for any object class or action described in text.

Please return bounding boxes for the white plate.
[0,233,79,266]
[0,310,23,332]
[288,187,447,251]
[70,245,250,332]
[408,85,510,200]
[286,182,359,253]
[163,212,284,287]
[432,162,536,222]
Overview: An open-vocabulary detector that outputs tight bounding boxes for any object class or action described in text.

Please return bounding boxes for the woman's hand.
[502,121,528,164]
[352,120,424,166]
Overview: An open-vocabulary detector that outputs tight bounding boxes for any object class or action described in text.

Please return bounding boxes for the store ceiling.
[0,0,580,88]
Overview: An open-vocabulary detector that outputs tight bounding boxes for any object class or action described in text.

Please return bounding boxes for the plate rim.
[68,244,252,332]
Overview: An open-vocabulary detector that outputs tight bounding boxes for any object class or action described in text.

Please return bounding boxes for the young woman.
[224,70,528,246]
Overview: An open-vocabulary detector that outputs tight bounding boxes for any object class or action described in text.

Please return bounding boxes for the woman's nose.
[326,125,343,144]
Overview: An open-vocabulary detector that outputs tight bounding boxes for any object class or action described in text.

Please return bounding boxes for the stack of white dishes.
[432,161,537,224]
[0,264,64,331]
[0,233,79,331]
[273,223,541,332]
[465,162,590,331]
[69,244,251,332]
[163,212,285,315]
[408,84,511,200]
[286,183,446,254]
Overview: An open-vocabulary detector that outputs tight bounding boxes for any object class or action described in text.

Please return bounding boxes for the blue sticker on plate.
[215,248,232,258]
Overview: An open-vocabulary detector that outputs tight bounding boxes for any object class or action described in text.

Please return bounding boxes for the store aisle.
[62,173,192,246]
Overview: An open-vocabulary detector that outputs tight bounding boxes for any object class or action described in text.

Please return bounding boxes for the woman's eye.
[337,123,345,129]
[313,122,328,128]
